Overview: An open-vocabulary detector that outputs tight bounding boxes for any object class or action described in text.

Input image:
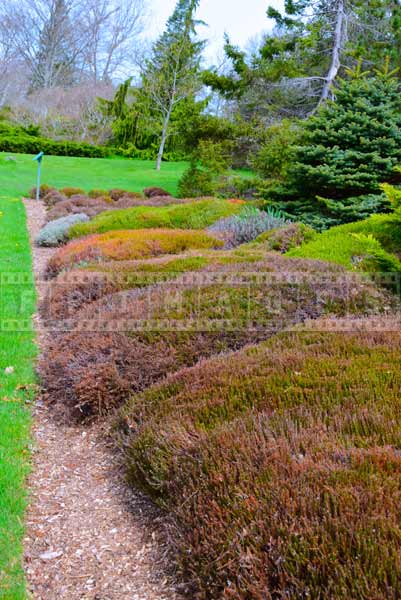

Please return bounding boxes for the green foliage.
[381,182,401,209]
[251,119,301,181]
[290,71,401,200]
[68,198,244,238]
[251,222,317,253]
[288,213,401,277]
[178,140,233,197]
[0,198,37,598]
[0,130,110,158]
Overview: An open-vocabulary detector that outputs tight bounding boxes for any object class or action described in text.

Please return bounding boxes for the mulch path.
[23,199,184,600]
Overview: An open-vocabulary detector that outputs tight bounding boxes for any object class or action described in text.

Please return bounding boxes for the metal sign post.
[33,152,44,201]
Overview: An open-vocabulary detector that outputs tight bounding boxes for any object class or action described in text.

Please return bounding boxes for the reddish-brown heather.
[118,329,401,599]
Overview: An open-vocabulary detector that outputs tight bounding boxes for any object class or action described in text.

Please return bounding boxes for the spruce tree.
[291,62,401,200]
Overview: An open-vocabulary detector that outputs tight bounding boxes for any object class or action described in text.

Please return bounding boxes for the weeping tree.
[141,0,205,170]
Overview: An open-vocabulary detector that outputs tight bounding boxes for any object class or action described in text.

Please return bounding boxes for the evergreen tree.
[204,0,401,120]
[265,62,401,228]
[140,0,205,170]
[291,62,401,199]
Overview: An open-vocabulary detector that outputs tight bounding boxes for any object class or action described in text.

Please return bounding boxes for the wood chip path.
[23,198,184,600]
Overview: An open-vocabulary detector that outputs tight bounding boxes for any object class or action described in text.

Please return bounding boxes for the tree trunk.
[156,108,172,171]
[319,0,345,105]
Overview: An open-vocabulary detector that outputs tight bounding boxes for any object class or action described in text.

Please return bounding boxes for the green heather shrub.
[36,214,90,247]
[88,189,109,199]
[68,199,245,238]
[208,206,289,247]
[60,187,85,198]
[251,222,316,253]
[118,329,401,599]
[288,213,401,276]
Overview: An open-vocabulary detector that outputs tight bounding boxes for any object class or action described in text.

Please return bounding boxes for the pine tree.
[140,0,205,170]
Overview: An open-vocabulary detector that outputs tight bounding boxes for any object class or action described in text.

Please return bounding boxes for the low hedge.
[0,135,110,158]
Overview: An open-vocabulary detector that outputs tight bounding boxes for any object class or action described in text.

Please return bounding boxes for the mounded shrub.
[109,189,144,201]
[43,190,68,208]
[60,187,85,198]
[288,215,401,277]
[118,328,401,599]
[88,189,109,199]
[46,229,223,277]
[252,222,317,253]
[39,256,386,419]
[40,256,209,320]
[68,199,245,239]
[36,213,90,247]
[45,194,143,223]
[143,187,171,198]
[29,184,56,199]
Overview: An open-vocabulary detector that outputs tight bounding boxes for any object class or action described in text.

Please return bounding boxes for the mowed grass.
[0,153,189,198]
[0,198,36,598]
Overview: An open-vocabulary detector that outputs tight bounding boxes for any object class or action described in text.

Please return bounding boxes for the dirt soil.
[23,198,184,600]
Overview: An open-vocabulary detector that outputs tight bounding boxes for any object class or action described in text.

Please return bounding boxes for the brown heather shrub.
[59,186,85,197]
[39,256,387,420]
[118,328,401,599]
[42,190,67,208]
[109,189,143,201]
[29,183,56,199]
[46,229,223,277]
[45,194,143,222]
[143,186,171,198]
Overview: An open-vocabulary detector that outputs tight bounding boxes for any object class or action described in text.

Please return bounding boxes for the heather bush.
[252,222,316,253]
[68,199,245,238]
[45,194,143,222]
[143,187,171,198]
[39,256,387,419]
[288,214,401,276]
[36,213,90,247]
[41,247,272,321]
[46,229,223,277]
[43,190,68,209]
[88,189,109,199]
[29,183,56,199]
[118,328,401,599]
[59,187,85,198]
[208,206,289,247]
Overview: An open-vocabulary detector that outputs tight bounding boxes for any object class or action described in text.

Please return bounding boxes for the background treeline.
[2,0,401,227]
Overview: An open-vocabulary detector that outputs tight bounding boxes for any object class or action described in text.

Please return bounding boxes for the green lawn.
[0,197,36,598]
[0,153,189,198]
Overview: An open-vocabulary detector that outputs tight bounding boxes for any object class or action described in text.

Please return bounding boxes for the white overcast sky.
[148,0,285,64]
